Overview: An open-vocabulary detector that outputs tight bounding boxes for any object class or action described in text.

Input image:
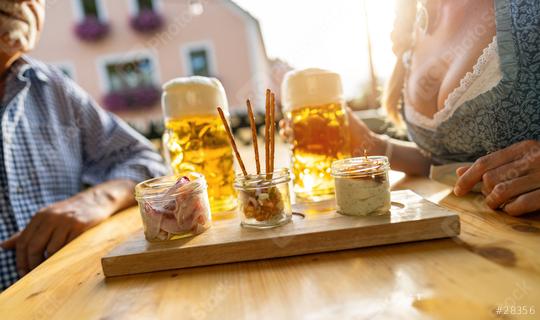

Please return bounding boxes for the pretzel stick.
[246,99,260,174]
[217,107,247,176]
[264,89,271,175]
[269,92,276,177]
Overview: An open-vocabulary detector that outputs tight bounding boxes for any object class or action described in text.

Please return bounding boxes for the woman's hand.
[454,140,540,216]
[0,179,136,275]
[278,116,294,144]
[279,107,387,156]
[346,108,388,156]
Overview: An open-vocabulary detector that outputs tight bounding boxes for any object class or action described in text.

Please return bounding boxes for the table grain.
[1,170,539,320]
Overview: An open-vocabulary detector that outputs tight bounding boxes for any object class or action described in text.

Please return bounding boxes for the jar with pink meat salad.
[135,173,211,241]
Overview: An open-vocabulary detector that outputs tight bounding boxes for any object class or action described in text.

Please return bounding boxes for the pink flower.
[74,17,110,41]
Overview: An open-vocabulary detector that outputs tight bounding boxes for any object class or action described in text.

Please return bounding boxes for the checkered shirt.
[0,57,167,291]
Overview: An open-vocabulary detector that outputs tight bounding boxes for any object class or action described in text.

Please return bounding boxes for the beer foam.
[281,68,344,111]
[162,76,229,118]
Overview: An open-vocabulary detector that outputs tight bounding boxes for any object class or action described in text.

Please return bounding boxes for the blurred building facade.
[31,0,279,130]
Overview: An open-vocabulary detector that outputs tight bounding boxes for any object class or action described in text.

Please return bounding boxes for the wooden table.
[1,171,539,319]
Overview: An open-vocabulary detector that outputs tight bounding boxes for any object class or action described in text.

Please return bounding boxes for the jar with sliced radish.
[135,173,211,241]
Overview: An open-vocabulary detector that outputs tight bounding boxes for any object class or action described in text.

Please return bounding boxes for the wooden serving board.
[101,190,460,277]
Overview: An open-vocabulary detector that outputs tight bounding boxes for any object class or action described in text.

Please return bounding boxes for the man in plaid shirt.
[0,0,167,290]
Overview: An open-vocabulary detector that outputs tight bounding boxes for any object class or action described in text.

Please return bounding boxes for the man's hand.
[454,140,540,216]
[0,179,136,276]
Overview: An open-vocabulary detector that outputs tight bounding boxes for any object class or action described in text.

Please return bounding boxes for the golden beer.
[162,77,237,217]
[282,69,351,201]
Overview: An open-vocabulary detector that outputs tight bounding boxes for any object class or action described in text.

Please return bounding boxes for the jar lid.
[331,156,389,178]
[135,172,207,201]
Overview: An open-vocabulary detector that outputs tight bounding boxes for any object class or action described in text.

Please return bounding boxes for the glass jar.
[234,168,293,229]
[135,172,211,241]
[331,156,391,216]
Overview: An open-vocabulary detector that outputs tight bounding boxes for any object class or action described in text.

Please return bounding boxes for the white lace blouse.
[404,36,503,131]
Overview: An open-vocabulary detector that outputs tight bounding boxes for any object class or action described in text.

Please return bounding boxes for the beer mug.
[281,68,351,201]
[162,77,236,218]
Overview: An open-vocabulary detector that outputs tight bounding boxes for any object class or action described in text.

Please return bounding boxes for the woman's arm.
[369,137,432,176]
[280,109,432,176]
[347,110,431,176]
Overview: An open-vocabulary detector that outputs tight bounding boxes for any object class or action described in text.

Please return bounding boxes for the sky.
[233,0,398,98]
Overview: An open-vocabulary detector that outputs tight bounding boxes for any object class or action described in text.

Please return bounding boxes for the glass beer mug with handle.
[162,77,237,218]
[281,68,352,201]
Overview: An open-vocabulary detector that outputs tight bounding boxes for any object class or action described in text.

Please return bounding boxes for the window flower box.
[103,86,161,111]
[74,16,110,41]
[130,9,164,33]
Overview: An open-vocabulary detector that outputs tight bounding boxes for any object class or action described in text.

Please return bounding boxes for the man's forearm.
[0,179,139,275]
[83,179,137,217]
